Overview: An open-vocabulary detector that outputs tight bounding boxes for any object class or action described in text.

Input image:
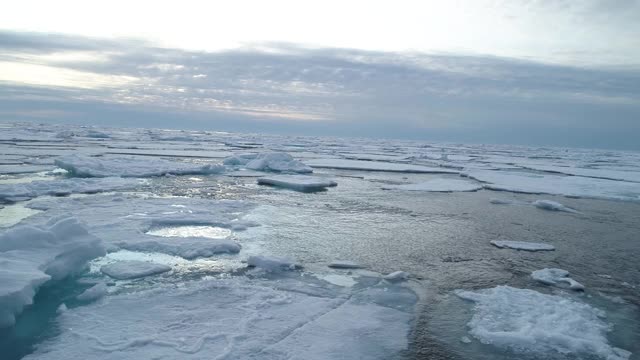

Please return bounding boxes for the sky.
[1,0,639,149]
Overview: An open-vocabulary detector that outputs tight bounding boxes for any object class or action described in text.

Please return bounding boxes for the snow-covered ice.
[76,282,108,301]
[24,276,416,360]
[532,199,579,213]
[0,177,142,202]
[466,170,640,201]
[382,178,481,192]
[531,268,585,291]
[307,159,459,174]
[257,175,337,192]
[101,260,172,280]
[490,240,555,251]
[0,217,105,327]
[247,255,302,271]
[224,152,313,173]
[456,286,630,360]
[55,155,225,177]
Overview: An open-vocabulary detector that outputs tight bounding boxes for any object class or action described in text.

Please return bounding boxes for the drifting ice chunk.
[247,255,302,271]
[307,159,459,174]
[490,240,555,251]
[533,199,578,213]
[100,260,172,280]
[532,268,585,291]
[0,217,105,328]
[456,286,630,360]
[329,260,362,269]
[224,152,313,173]
[0,177,141,201]
[55,155,225,177]
[121,238,241,260]
[382,179,481,192]
[489,198,515,205]
[383,271,409,281]
[76,282,108,301]
[257,175,337,192]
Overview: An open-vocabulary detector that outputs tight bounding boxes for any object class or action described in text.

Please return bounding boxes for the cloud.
[0,30,639,149]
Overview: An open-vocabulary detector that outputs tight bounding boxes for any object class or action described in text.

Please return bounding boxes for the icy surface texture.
[456,286,630,360]
[0,217,105,327]
[55,155,225,177]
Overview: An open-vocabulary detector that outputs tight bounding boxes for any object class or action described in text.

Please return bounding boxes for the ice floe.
[101,260,172,280]
[247,255,302,271]
[0,177,142,202]
[531,268,585,291]
[382,178,481,192]
[532,199,578,213]
[383,271,410,282]
[490,240,555,251]
[307,159,459,174]
[76,282,108,301]
[24,276,416,360]
[329,260,363,269]
[466,170,640,201]
[456,286,630,360]
[55,155,225,177]
[224,152,313,173]
[257,175,337,192]
[0,217,105,327]
[25,195,251,259]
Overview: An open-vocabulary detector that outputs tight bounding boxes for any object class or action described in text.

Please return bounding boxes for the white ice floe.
[383,271,409,282]
[456,286,630,360]
[247,255,302,271]
[101,260,172,280]
[465,170,640,201]
[532,199,579,213]
[531,268,585,291]
[0,177,142,202]
[0,217,105,327]
[257,175,337,192]
[76,282,108,301]
[329,260,363,269]
[224,152,313,173]
[26,195,252,259]
[490,240,555,251]
[24,276,416,360]
[55,155,225,177]
[307,159,459,174]
[382,178,481,192]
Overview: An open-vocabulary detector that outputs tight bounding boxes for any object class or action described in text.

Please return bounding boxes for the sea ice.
[531,268,585,291]
[306,159,459,174]
[532,199,578,213]
[247,255,302,271]
[257,175,337,192]
[383,271,409,281]
[382,178,481,192]
[76,282,108,301]
[329,260,362,269]
[0,177,142,202]
[0,217,105,327]
[456,286,630,360]
[24,277,415,360]
[100,260,172,280]
[490,240,555,251]
[465,170,640,201]
[55,155,225,177]
[224,152,313,173]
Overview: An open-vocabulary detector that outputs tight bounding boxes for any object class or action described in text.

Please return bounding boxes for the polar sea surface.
[1,122,639,360]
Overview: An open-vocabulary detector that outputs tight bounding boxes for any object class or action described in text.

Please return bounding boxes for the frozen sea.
[1,122,639,360]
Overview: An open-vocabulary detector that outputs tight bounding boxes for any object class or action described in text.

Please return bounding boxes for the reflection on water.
[146,225,232,239]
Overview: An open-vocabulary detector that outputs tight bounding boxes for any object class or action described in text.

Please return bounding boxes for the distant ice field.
[0,122,639,360]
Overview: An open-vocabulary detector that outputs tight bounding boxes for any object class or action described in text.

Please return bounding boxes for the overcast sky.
[1,0,639,149]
